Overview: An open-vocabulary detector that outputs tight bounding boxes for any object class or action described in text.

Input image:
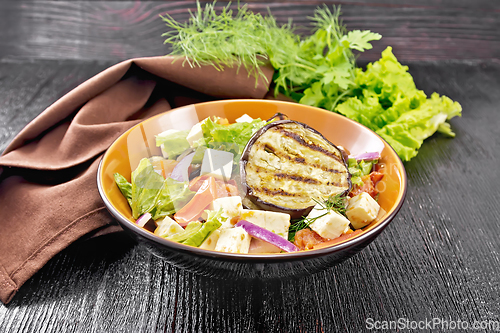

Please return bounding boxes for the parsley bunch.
[273,6,381,110]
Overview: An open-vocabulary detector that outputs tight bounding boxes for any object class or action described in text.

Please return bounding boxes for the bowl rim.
[97,99,407,262]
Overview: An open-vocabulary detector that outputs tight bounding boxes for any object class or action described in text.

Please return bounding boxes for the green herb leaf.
[343,30,382,52]
[278,5,381,109]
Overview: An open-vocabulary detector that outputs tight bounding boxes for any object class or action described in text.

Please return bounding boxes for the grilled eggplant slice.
[240,120,351,219]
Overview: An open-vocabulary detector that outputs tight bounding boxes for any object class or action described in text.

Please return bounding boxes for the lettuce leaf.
[155,130,190,159]
[167,221,203,243]
[151,178,195,221]
[130,158,165,219]
[336,47,462,161]
[115,158,196,221]
[181,209,224,247]
[113,173,133,207]
[201,117,267,162]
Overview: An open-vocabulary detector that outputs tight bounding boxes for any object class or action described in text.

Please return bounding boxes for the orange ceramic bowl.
[97,99,407,279]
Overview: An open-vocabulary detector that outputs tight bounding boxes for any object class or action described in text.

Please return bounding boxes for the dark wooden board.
[1,1,500,332]
[0,1,499,62]
[0,60,112,153]
[0,58,499,333]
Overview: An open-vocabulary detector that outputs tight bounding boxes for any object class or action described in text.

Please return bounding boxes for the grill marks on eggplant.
[274,173,320,185]
[259,140,343,175]
[277,127,344,164]
[241,121,351,213]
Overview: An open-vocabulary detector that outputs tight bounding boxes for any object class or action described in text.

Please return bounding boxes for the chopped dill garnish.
[288,194,348,242]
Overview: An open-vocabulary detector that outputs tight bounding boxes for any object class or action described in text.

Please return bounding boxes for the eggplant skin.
[240,120,351,219]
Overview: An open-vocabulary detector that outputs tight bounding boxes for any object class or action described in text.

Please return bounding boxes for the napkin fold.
[0,56,274,304]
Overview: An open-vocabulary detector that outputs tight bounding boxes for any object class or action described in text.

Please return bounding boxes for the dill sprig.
[288,194,348,242]
[161,1,298,84]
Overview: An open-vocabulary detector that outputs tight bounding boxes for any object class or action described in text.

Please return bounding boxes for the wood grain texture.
[0,59,499,332]
[1,1,500,332]
[0,1,498,62]
[0,60,113,153]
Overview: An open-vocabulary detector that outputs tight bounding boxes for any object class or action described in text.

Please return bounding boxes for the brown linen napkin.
[0,56,274,304]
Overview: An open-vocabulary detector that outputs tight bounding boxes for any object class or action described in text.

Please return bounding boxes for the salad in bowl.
[97,99,406,278]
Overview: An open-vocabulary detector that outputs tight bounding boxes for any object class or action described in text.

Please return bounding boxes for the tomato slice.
[189,175,239,198]
[174,176,218,227]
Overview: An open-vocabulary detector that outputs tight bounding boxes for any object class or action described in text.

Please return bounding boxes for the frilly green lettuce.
[181,209,225,247]
[151,178,195,221]
[167,221,203,243]
[167,209,224,247]
[115,158,195,220]
[155,130,190,159]
[113,173,133,207]
[336,47,462,161]
[130,158,165,219]
[200,117,267,162]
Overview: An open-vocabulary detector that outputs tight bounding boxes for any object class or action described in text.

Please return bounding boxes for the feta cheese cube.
[214,227,251,253]
[209,196,243,228]
[199,229,221,250]
[308,203,351,239]
[186,122,204,147]
[235,114,254,123]
[240,210,290,239]
[200,148,234,181]
[154,216,184,238]
[241,210,290,253]
[346,192,381,229]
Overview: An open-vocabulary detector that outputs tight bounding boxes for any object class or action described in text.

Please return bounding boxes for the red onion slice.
[170,152,195,182]
[349,151,381,162]
[136,212,152,227]
[235,220,299,253]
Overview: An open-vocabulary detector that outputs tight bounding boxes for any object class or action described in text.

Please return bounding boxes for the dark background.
[1,1,499,332]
